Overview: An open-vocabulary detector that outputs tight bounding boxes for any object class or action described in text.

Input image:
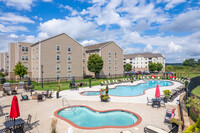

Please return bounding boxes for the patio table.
[152,98,161,108]
[4,118,25,130]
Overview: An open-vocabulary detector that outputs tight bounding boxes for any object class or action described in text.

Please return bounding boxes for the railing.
[62,98,70,107]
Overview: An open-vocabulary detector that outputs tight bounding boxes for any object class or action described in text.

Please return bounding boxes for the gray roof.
[84,41,113,51]
[124,53,163,59]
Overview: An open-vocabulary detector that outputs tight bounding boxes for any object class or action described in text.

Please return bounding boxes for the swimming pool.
[81,80,173,96]
[54,105,142,129]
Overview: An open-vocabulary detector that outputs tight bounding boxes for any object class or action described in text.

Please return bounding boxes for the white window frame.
[57,55,60,61]
[68,46,71,52]
[56,45,60,51]
[68,56,71,61]
[68,65,71,71]
[56,65,60,71]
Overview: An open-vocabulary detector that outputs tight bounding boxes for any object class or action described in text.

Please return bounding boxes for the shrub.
[163,90,172,98]
[170,118,183,125]
[0,78,6,84]
[89,78,92,86]
[184,115,200,133]
[185,80,189,88]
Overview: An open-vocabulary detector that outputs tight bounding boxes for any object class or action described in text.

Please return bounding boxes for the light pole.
[41,65,43,88]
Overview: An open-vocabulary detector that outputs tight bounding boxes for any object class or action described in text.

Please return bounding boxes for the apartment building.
[124,53,165,72]
[32,33,83,80]
[0,52,9,73]
[8,42,32,79]
[84,41,124,77]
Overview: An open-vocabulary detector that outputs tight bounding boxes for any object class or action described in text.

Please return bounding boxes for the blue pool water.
[57,106,138,127]
[82,80,172,96]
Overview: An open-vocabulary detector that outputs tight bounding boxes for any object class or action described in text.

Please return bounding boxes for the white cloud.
[38,16,100,41]
[81,40,99,46]
[43,0,53,2]
[144,44,153,52]
[160,10,200,32]
[164,0,186,10]
[0,13,34,23]
[167,42,182,53]
[0,24,28,32]
[8,33,19,38]
[1,0,34,10]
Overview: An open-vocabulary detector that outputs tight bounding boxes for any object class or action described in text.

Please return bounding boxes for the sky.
[0,0,200,63]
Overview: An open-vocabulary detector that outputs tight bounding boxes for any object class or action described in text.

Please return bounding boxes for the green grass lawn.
[33,79,103,91]
[192,86,200,97]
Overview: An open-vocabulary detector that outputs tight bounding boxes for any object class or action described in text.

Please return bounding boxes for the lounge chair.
[24,114,32,129]
[3,83,16,95]
[147,97,152,106]
[107,80,111,84]
[104,81,108,85]
[37,94,43,102]
[101,81,104,86]
[115,80,119,83]
[112,80,115,84]
[69,83,78,90]
[144,125,176,133]
[43,89,49,97]
[21,94,29,101]
[164,108,175,124]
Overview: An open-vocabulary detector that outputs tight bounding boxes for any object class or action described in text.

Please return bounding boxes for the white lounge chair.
[144,125,168,133]
[107,80,111,84]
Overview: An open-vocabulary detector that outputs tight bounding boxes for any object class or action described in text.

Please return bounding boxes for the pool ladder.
[62,98,70,107]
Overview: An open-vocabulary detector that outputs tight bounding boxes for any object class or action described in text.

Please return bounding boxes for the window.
[68,74,71,78]
[22,56,28,60]
[68,56,71,61]
[57,55,60,61]
[109,52,111,56]
[109,58,111,63]
[115,52,117,56]
[57,74,60,79]
[83,58,85,62]
[109,66,111,70]
[145,62,147,64]
[68,65,71,71]
[115,66,117,70]
[7,61,9,63]
[7,66,9,68]
[68,46,71,52]
[83,52,85,55]
[57,65,60,71]
[109,73,111,76]
[57,45,60,51]
[22,47,28,51]
[115,58,117,63]
[83,66,85,69]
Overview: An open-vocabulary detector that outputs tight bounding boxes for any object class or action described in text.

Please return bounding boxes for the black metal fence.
[185,76,200,122]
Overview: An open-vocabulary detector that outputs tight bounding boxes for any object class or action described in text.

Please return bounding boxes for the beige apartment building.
[84,41,124,77]
[32,33,83,80]
[0,52,9,73]
[124,53,165,72]
[8,42,32,79]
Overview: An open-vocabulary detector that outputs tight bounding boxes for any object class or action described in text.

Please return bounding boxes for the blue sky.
[0,0,200,63]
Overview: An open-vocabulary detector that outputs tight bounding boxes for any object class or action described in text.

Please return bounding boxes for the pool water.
[57,106,139,128]
[82,80,172,96]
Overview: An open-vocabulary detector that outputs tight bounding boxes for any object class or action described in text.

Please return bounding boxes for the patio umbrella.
[72,77,75,85]
[27,77,31,86]
[155,84,160,98]
[9,96,20,129]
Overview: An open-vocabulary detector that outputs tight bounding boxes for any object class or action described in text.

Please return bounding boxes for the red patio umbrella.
[155,84,160,98]
[9,96,20,128]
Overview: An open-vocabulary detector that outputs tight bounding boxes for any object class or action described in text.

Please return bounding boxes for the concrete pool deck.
[0,80,183,133]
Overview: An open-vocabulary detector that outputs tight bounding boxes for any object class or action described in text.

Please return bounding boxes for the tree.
[124,63,132,72]
[87,54,103,78]
[148,62,157,72]
[13,62,28,80]
[156,63,163,72]
[197,59,200,66]
[165,65,173,71]
[183,58,197,67]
